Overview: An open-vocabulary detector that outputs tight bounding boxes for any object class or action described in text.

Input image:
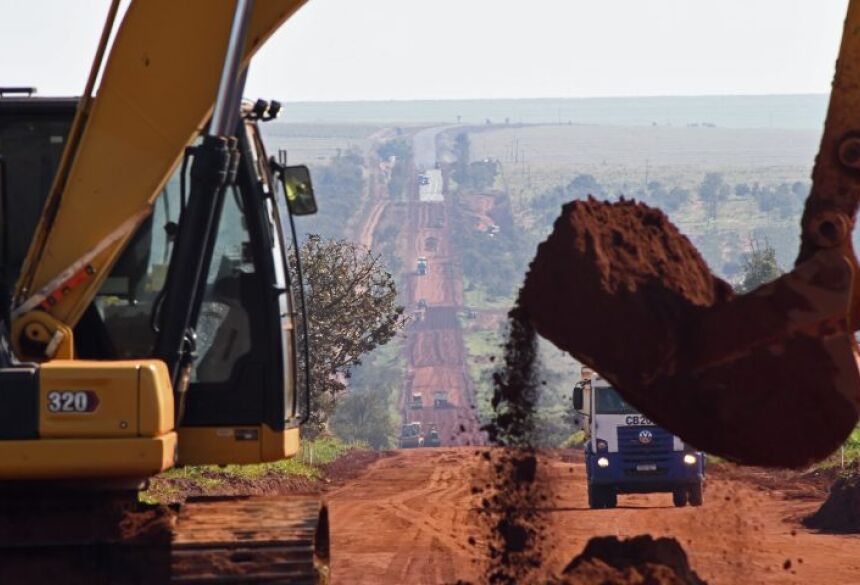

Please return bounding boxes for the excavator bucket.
[521,1,860,468]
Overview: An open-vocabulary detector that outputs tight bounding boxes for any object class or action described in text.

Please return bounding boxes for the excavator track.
[171,496,329,584]
[0,492,329,585]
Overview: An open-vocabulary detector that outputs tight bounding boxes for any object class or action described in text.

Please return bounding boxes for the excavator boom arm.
[14,0,306,348]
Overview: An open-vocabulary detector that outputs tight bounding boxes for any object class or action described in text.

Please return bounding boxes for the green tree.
[306,149,365,239]
[453,132,471,187]
[376,138,412,161]
[290,236,407,435]
[737,239,782,293]
[735,183,751,197]
[330,385,396,449]
[699,172,730,220]
[466,159,501,190]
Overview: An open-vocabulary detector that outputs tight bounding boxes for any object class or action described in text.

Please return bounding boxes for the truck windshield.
[595,386,637,414]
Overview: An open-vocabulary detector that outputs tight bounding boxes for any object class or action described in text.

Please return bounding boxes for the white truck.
[573,370,705,509]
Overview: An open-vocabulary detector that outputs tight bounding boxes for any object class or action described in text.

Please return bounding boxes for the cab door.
[177,120,301,464]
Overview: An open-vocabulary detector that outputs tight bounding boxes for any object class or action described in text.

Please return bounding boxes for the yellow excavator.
[0,0,329,582]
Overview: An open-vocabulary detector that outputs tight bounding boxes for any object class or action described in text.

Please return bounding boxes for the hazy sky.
[0,0,850,101]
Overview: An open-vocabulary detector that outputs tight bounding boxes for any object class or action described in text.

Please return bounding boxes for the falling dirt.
[519,197,857,468]
[803,466,860,533]
[478,304,555,584]
[551,535,706,585]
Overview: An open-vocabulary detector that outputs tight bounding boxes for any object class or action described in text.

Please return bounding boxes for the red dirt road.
[401,177,482,445]
[328,448,860,584]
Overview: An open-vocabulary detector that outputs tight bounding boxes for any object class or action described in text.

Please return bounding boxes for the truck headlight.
[596,439,608,452]
[683,453,697,465]
[597,457,610,468]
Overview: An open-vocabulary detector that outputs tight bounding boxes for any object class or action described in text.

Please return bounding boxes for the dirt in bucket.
[519,197,858,468]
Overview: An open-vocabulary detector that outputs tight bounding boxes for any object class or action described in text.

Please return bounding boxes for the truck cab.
[433,390,449,409]
[416,256,428,275]
[399,422,423,448]
[424,425,441,447]
[573,371,705,509]
[411,392,424,409]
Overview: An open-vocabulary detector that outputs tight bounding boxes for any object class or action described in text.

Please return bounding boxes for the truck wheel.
[588,486,616,509]
[587,485,601,509]
[604,489,617,509]
[688,482,704,507]
[672,488,688,507]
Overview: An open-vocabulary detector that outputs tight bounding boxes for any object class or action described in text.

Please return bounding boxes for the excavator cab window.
[87,120,299,430]
[0,98,76,298]
[1,95,301,432]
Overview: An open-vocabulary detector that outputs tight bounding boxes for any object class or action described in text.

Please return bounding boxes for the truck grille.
[617,426,672,476]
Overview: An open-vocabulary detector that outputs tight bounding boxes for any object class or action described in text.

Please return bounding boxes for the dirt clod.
[803,468,860,533]
[551,535,707,585]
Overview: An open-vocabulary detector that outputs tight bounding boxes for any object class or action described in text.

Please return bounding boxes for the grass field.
[141,437,366,504]
[466,123,819,277]
[261,122,386,165]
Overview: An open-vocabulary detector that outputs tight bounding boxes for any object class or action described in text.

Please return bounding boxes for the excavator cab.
[0,94,316,474]
[94,113,315,465]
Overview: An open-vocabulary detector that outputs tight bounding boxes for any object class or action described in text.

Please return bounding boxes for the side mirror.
[276,164,318,216]
[573,385,584,411]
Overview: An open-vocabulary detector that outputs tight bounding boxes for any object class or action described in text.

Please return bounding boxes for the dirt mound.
[803,468,860,533]
[552,535,707,585]
[520,197,857,467]
[323,449,390,483]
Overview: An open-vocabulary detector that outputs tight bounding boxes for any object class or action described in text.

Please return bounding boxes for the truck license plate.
[636,464,657,471]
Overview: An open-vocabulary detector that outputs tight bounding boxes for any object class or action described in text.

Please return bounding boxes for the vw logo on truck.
[638,430,653,445]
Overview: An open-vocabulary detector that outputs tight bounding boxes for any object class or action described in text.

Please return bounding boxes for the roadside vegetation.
[269,129,411,451]
[142,436,368,504]
[377,135,413,201]
[289,235,407,437]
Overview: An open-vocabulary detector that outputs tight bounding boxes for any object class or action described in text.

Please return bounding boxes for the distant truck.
[400,422,424,449]
[411,393,424,409]
[417,256,428,275]
[433,391,450,409]
[424,426,441,447]
[573,370,705,509]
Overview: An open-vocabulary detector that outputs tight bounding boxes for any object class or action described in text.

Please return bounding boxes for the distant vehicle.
[418,175,429,185]
[417,299,427,310]
[411,393,424,409]
[433,391,450,409]
[573,371,705,509]
[399,422,424,449]
[417,256,428,275]
[424,426,441,447]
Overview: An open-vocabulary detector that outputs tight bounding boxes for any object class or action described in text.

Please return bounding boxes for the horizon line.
[276,92,830,105]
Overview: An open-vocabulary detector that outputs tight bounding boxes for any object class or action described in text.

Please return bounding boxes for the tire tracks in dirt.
[328,448,860,584]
